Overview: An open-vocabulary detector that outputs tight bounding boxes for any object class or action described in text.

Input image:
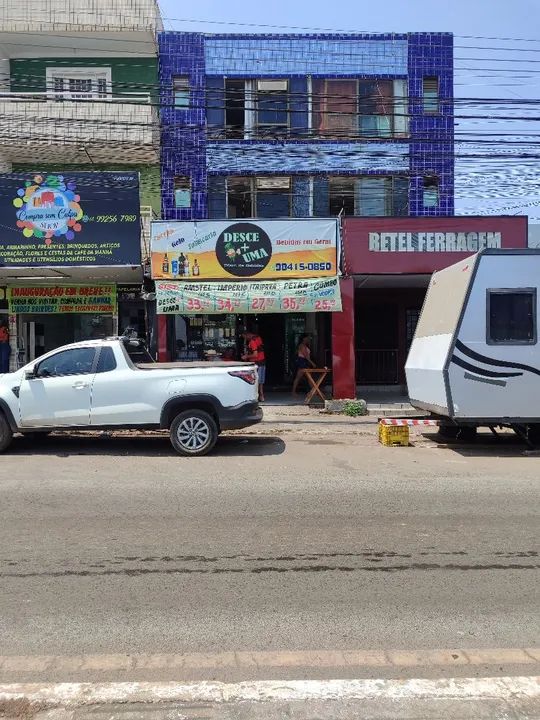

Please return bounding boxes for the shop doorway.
[18,314,113,365]
[355,284,427,385]
[356,303,399,384]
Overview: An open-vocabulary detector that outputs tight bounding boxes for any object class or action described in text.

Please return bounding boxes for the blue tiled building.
[158,32,454,222]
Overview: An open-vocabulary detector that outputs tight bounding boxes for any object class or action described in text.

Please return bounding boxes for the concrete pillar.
[331,277,356,399]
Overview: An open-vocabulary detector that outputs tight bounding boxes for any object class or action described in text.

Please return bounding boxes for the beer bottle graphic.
[162,252,169,274]
[178,252,186,276]
[171,253,179,277]
[184,255,190,277]
[192,258,200,276]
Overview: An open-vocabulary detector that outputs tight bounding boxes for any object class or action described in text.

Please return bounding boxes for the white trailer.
[405,248,540,443]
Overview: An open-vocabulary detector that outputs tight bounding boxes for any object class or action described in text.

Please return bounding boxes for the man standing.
[242,329,266,402]
[0,320,10,374]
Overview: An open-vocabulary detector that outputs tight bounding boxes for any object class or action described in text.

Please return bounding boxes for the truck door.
[18,346,96,427]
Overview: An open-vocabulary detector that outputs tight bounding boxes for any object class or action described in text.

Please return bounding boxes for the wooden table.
[301,368,332,404]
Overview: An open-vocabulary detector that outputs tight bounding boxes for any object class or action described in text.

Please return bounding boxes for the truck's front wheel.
[0,413,13,453]
[170,410,218,457]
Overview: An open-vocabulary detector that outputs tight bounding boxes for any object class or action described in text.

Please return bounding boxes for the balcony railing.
[0,92,159,164]
[0,0,163,33]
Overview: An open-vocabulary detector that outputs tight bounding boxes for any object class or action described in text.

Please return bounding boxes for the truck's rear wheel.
[0,413,13,453]
[170,410,218,457]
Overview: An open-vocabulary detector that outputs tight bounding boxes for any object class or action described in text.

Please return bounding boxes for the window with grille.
[46,67,112,100]
[423,77,440,113]
[173,76,190,108]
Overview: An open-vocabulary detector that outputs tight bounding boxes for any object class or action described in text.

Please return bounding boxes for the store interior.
[166,312,330,389]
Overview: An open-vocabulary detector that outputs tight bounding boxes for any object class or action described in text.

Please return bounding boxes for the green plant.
[343,399,366,417]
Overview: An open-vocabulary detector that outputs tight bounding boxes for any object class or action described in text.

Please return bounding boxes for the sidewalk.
[249,404,379,436]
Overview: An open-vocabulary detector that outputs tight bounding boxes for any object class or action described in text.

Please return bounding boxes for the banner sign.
[151,219,339,280]
[0,171,141,267]
[8,285,117,314]
[156,277,342,315]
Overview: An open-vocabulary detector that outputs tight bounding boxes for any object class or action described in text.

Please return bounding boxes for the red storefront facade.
[332,216,529,399]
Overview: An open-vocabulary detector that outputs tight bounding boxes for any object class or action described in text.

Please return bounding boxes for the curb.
[0,676,539,709]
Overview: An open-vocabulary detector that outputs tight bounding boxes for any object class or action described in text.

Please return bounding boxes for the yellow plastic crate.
[379,422,410,447]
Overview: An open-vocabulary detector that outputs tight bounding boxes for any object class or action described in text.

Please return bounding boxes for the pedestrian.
[292,334,316,395]
[0,320,11,374]
[242,329,266,402]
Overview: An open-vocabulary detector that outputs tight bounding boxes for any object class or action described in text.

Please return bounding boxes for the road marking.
[0,676,538,707]
[0,648,538,673]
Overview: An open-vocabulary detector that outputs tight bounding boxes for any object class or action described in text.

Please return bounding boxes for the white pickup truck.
[0,337,262,456]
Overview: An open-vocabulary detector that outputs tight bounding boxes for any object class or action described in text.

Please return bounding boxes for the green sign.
[8,285,117,314]
[156,278,342,315]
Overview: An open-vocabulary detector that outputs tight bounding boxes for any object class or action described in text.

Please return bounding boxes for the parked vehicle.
[0,337,262,456]
[405,248,540,443]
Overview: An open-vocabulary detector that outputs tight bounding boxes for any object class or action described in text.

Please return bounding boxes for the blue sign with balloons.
[0,171,141,267]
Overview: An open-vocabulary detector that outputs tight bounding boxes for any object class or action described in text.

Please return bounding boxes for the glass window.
[423,177,439,208]
[173,76,190,108]
[96,346,117,373]
[226,177,292,218]
[255,177,291,218]
[358,80,393,138]
[328,176,408,216]
[329,177,355,215]
[256,79,288,134]
[488,290,536,345]
[225,79,245,138]
[423,77,439,113]
[174,176,191,208]
[37,347,96,378]
[393,176,409,216]
[227,177,253,218]
[313,79,357,137]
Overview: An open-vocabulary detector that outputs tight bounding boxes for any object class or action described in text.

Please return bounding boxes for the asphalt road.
[0,427,538,685]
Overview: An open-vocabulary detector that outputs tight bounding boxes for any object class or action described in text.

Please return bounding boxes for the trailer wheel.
[0,413,13,453]
[438,424,477,442]
[526,424,540,447]
[457,426,477,442]
[437,424,460,440]
[170,409,218,457]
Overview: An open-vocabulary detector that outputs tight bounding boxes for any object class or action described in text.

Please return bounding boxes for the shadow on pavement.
[418,431,540,458]
[9,432,286,458]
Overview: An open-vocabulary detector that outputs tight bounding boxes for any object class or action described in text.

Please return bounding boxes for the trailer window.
[487,289,537,345]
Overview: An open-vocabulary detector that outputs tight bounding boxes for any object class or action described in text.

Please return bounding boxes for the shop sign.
[156,277,342,315]
[151,219,339,280]
[368,231,502,253]
[0,172,141,267]
[7,285,117,314]
[343,216,528,275]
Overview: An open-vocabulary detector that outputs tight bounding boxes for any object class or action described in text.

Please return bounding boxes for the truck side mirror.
[25,367,36,380]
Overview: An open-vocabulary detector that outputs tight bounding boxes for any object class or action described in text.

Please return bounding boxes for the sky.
[158,0,540,218]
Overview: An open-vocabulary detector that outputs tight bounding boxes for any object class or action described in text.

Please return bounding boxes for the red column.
[332,277,356,399]
[157,314,169,362]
